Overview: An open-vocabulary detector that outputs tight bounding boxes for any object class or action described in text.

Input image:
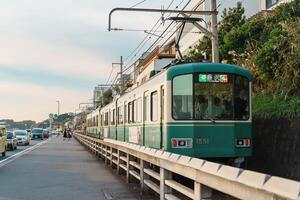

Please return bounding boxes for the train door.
[160,85,165,148]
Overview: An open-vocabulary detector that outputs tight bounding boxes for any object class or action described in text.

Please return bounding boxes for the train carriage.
[86,63,252,163]
[86,107,100,138]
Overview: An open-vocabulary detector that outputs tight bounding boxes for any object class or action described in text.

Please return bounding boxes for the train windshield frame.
[172,73,250,121]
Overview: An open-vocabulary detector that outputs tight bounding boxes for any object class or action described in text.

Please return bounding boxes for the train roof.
[166,63,252,81]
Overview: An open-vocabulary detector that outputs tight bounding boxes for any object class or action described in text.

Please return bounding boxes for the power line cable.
[105,67,114,85]
[130,0,147,8]
[123,0,206,75]
[122,0,191,74]
[123,0,177,63]
[122,0,188,72]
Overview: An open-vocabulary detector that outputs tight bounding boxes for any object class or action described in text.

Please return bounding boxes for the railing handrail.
[74,132,300,200]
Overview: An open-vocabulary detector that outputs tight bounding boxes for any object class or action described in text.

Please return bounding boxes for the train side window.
[111,109,115,125]
[151,91,158,122]
[137,98,142,123]
[128,102,132,124]
[172,74,193,120]
[124,104,127,123]
[133,100,137,123]
[144,95,149,122]
[118,106,123,124]
[105,112,108,126]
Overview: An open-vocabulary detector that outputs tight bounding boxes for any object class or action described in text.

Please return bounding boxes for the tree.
[185,2,246,62]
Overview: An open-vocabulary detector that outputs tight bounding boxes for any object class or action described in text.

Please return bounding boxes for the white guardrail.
[74,132,300,200]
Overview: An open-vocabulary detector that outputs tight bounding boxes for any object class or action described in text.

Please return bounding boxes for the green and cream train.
[86,63,252,163]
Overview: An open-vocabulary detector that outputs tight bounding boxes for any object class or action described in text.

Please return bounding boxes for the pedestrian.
[67,128,72,141]
[63,128,67,141]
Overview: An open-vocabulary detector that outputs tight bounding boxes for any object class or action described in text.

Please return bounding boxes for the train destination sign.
[198,74,228,83]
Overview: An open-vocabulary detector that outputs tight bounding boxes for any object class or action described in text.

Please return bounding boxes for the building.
[260,0,293,10]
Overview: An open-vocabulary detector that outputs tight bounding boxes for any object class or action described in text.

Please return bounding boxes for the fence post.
[105,145,109,165]
[117,149,120,175]
[110,147,113,167]
[195,182,212,200]
[160,168,172,200]
[126,153,131,183]
[140,160,149,190]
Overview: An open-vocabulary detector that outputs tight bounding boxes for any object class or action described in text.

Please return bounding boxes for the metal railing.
[74,132,300,200]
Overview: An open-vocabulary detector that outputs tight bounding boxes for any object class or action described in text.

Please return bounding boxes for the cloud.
[0,0,189,122]
[0,32,113,80]
[0,79,91,122]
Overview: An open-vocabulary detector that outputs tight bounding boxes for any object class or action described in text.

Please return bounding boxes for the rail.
[74,132,300,200]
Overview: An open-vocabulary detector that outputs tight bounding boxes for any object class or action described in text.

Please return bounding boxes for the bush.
[253,95,300,118]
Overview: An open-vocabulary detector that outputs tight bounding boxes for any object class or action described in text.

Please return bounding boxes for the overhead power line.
[122,0,206,76]
[122,0,193,74]
[123,0,178,63]
[130,0,147,8]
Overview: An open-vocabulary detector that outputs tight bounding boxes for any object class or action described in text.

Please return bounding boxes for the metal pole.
[108,7,217,31]
[56,100,60,116]
[211,0,219,63]
[120,56,123,94]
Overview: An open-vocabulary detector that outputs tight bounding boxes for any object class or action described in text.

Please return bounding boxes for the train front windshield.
[172,73,250,120]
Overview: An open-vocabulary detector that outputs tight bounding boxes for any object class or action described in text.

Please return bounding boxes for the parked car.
[31,128,44,139]
[43,129,49,138]
[6,131,17,150]
[0,126,7,156]
[51,129,59,136]
[15,130,30,145]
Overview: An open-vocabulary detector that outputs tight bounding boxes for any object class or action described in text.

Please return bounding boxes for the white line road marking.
[0,138,52,168]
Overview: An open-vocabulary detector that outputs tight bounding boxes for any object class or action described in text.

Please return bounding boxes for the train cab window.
[234,75,249,120]
[151,91,158,121]
[194,74,234,120]
[172,74,193,120]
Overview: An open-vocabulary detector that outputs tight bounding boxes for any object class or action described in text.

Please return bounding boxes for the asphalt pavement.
[0,135,155,200]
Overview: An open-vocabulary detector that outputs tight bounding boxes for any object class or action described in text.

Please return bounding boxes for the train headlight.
[171,138,193,148]
[171,139,177,148]
[236,139,251,147]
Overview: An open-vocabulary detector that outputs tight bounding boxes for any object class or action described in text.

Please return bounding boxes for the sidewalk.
[0,136,155,200]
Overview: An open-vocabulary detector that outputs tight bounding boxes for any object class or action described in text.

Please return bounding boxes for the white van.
[0,125,7,156]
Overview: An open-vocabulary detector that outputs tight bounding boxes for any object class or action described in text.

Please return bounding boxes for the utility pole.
[112,56,124,95]
[120,56,124,95]
[211,0,219,63]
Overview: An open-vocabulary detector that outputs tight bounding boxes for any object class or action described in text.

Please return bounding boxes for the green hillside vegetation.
[0,119,36,130]
[186,0,300,118]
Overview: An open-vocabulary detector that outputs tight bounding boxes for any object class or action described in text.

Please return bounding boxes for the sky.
[0,0,259,122]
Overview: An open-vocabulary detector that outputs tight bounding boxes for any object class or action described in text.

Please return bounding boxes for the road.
[0,135,155,200]
[0,139,42,162]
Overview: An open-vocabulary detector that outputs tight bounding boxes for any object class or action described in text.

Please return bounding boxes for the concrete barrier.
[74,132,300,200]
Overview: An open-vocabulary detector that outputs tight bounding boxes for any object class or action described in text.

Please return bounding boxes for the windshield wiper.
[207,116,215,123]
